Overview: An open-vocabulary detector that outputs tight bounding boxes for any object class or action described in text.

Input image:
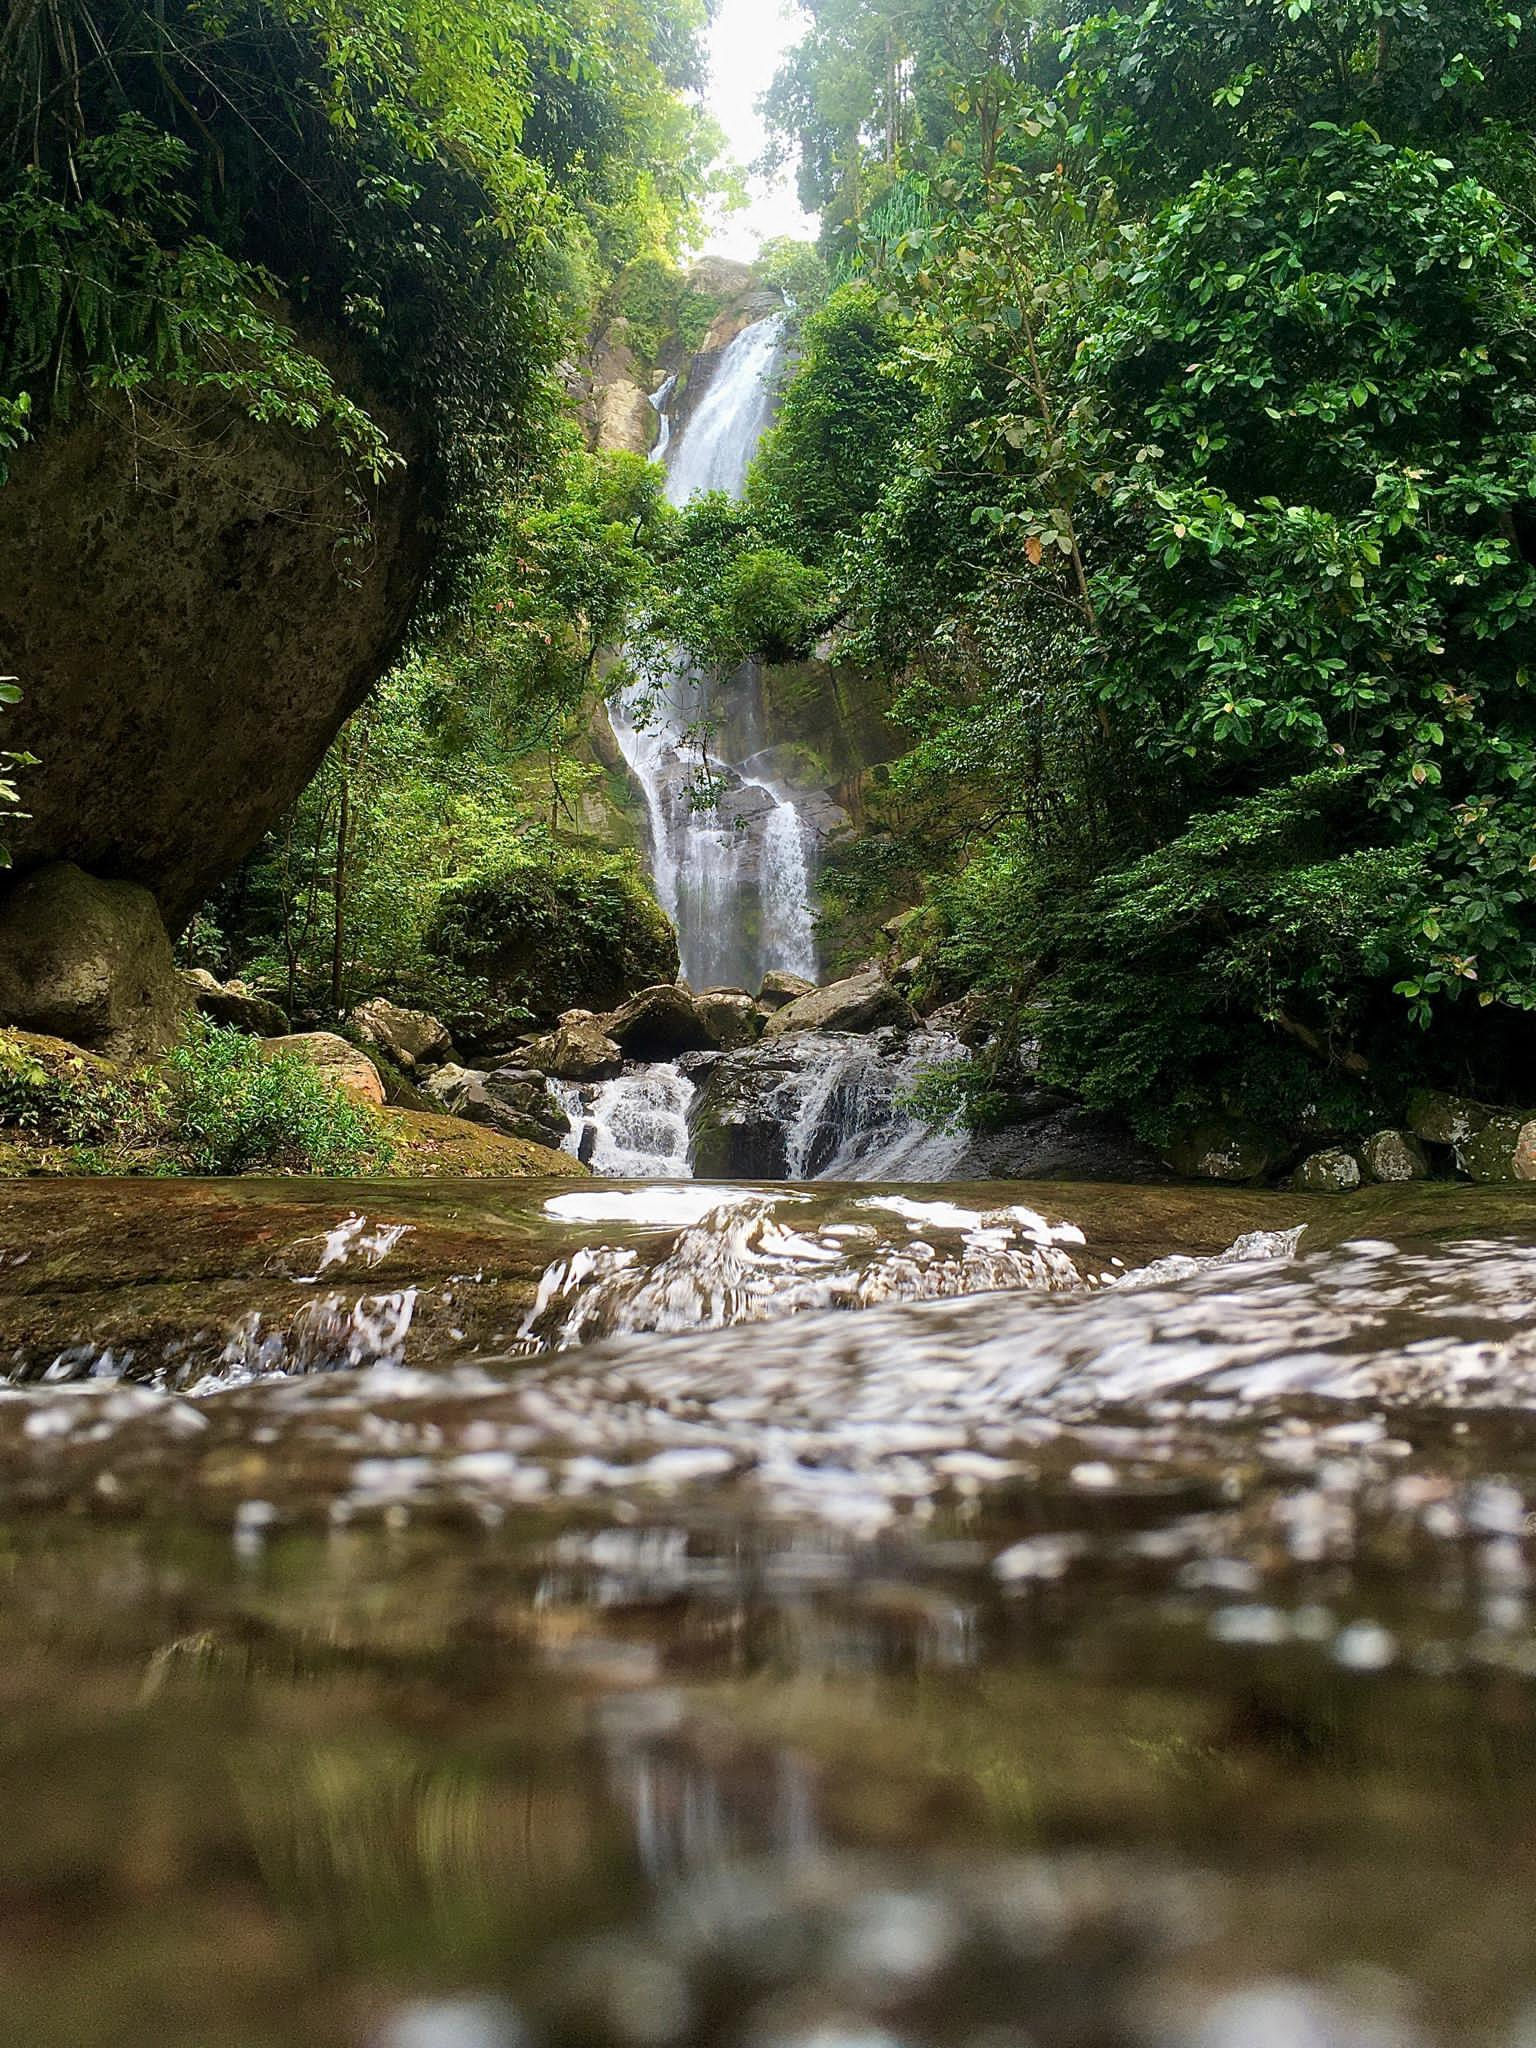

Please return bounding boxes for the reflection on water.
[5,1179,1536,2041]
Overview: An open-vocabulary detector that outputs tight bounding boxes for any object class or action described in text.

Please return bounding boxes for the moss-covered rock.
[1359,1129,1430,1183]
[1456,1117,1536,1185]
[1408,1089,1494,1148]
[376,1108,586,1178]
[0,863,191,1060]
[1164,1118,1279,1184]
[1295,1147,1362,1194]
[428,844,678,1025]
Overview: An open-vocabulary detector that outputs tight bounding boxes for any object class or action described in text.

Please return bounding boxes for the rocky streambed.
[7,1172,1536,2048]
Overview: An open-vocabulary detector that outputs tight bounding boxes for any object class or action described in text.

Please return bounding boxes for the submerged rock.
[0,862,190,1061]
[347,998,453,1074]
[1295,1147,1363,1194]
[602,985,716,1060]
[1456,1116,1536,1185]
[761,967,917,1041]
[180,969,289,1038]
[262,1031,385,1108]
[1360,1128,1430,1183]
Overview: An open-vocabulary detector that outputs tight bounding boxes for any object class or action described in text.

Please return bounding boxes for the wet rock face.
[0,383,427,928]
[420,1061,569,1147]
[0,862,190,1061]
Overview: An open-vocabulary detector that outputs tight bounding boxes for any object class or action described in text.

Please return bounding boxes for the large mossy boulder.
[427,846,678,1025]
[1456,1116,1536,1184]
[1163,1117,1279,1184]
[0,387,427,928]
[0,862,190,1061]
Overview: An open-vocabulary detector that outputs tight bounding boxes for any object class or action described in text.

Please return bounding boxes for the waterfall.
[610,314,820,993]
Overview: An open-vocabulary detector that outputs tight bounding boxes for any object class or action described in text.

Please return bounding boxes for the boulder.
[602,984,716,1060]
[1295,1147,1363,1194]
[523,1013,623,1083]
[480,1067,571,1149]
[0,862,191,1061]
[181,968,290,1038]
[1164,1118,1279,1185]
[418,1061,569,1147]
[757,971,816,1012]
[1360,1129,1430,1183]
[761,968,918,1041]
[262,1032,385,1108]
[347,997,454,1073]
[1456,1117,1536,1185]
[1408,1089,1494,1148]
[925,992,1001,1051]
[0,380,427,928]
[687,1049,797,1178]
[695,988,763,1051]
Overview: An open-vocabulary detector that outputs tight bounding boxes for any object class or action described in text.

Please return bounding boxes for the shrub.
[161,1020,394,1176]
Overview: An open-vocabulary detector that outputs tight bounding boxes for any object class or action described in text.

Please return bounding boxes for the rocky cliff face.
[0,376,429,929]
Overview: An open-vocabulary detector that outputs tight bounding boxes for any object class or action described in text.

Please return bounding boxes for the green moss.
[427,833,677,1022]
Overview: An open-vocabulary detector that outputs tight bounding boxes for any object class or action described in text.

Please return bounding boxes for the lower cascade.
[552,1027,976,1182]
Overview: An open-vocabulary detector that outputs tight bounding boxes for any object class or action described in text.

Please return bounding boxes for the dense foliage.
[0,1020,392,1174]
[747,0,1536,1147]
[0,0,720,575]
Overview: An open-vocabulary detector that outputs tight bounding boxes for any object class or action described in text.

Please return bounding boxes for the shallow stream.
[4,1174,1536,2044]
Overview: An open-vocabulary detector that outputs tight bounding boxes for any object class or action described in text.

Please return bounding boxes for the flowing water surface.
[4,1174,1536,2046]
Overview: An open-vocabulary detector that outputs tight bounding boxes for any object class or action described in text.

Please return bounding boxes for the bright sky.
[698,0,821,259]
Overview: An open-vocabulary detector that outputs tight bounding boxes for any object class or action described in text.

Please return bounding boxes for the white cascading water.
[608,314,818,994]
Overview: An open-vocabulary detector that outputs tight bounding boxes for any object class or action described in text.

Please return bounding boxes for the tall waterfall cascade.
[608,314,819,995]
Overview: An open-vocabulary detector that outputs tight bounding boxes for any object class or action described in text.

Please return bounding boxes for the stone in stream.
[524,1011,623,1082]
[602,984,716,1059]
[757,969,816,1011]
[180,968,290,1038]
[347,996,454,1073]
[760,966,917,1040]
[1456,1116,1536,1184]
[0,862,191,1061]
[1359,1128,1429,1183]
[261,1031,386,1107]
[1295,1146,1363,1194]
